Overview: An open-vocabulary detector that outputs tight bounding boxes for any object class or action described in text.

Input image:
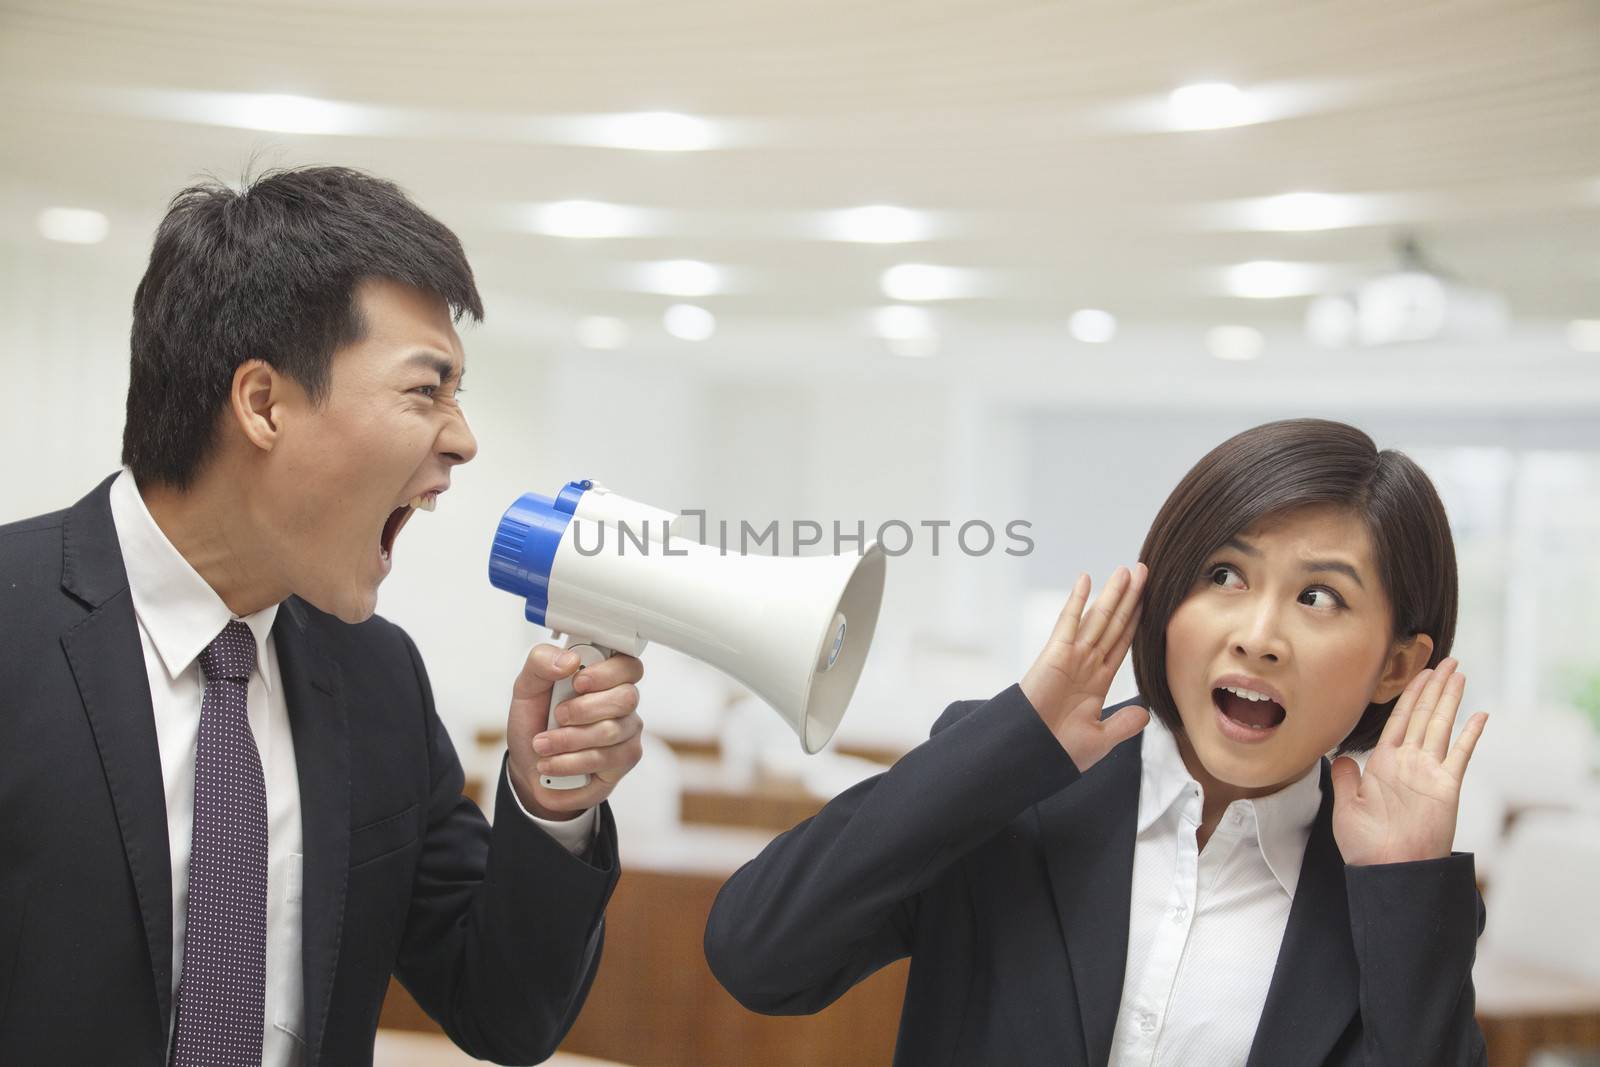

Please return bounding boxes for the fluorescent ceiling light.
[1168,82,1259,130]
[663,304,716,341]
[113,90,389,135]
[1090,79,1359,134]
[576,316,630,350]
[881,263,984,301]
[566,111,720,152]
[1566,319,1600,353]
[1199,190,1403,231]
[1222,260,1330,299]
[100,89,738,150]
[527,200,651,239]
[1069,309,1117,343]
[821,205,932,243]
[1206,325,1265,362]
[37,207,109,244]
[631,259,725,297]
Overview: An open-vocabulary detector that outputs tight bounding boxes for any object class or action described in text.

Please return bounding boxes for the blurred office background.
[3,1,1600,1065]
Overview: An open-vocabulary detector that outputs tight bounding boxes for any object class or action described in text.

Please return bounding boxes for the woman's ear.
[1373,632,1436,705]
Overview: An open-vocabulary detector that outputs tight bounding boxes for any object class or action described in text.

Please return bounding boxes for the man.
[0,166,644,1065]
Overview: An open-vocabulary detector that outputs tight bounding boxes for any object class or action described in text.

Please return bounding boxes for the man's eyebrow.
[403,350,463,382]
[1221,537,1365,589]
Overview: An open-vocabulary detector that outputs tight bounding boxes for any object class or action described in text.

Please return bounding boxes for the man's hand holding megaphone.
[1020,563,1152,773]
[506,643,646,819]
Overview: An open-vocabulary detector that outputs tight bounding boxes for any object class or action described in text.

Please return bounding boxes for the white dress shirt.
[1108,718,1323,1067]
[107,468,594,1066]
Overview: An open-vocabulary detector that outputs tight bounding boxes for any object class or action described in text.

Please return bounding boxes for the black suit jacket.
[0,476,620,1065]
[706,685,1487,1066]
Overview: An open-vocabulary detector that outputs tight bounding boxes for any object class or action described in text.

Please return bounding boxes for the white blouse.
[1108,718,1323,1066]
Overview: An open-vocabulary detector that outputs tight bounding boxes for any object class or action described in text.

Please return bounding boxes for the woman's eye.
[1207,565,1244,589]
[1301,588,1342,610]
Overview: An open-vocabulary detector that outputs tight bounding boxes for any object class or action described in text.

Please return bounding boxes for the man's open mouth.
[1212,686,1287,731]
[380,492,438,562]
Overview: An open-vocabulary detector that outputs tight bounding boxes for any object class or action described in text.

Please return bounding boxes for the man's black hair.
[122,165,484,489]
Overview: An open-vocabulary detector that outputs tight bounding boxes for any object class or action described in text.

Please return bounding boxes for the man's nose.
[440,408,478,465]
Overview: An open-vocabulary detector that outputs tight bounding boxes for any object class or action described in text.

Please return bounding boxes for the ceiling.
[1,0,1596,337]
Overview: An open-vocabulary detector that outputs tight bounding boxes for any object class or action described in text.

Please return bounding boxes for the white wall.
[7,242,1600,756]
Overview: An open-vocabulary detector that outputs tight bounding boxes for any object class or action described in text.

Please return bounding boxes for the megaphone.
[488,480,887,789]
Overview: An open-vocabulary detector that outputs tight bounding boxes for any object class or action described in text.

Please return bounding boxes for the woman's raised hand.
[1331,658,1489,866]
[1020,564,1151,772]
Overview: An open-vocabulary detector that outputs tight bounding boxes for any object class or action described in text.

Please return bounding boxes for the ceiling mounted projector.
[1305,236,1509,348]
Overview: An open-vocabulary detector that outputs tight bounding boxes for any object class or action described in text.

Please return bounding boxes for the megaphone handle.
[541,637,617,790]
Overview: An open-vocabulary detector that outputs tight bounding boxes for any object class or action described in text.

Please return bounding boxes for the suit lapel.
[1246,765,1359,1067]
[59,475,174,1038]
[274,599,349,1067]
[1035,731,1142,1067]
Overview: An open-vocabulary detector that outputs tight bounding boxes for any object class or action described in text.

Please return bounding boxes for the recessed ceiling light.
[529,200,646,239]
[1168,82,1259,130]
[663,304,716,341]
[577,111,719,152]
[1206,325,1265,361]
[1069,309,1117,343]
[576,316,630,350]
[1222,260,1329,299]
[1568,319,1600,353]
[633,260,725,297]
[1220,191,1384,231]
[37,207,109,244]
[822,205,931,244]
[881,263,983,301]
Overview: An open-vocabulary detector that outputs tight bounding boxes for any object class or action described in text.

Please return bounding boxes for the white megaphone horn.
[488,479,887,789]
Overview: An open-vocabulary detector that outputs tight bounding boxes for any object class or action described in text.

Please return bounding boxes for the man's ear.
[230,360,285,453]
[1373,631,1436,705]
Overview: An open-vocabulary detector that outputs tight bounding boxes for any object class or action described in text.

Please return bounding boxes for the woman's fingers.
[1100,703,1150,747]
[1402,658,1457,748]
[1050,573,1093,647]
[1420,672,1467,760]
[1104,603,1143,675]
[1442,711,1489,782]
[1377,668,1431,749]
[1095,563,1147,659]
[1076,566,1130,650]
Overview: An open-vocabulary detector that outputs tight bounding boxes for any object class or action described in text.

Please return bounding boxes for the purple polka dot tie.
[171,620,267,1066]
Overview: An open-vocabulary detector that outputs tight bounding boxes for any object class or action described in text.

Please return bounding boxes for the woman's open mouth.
[1212,685,1286,743]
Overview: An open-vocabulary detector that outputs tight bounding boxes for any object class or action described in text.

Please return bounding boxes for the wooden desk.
[1475,952,1600,1067]
[375,1030,625,1066]
[382,828,905,1066]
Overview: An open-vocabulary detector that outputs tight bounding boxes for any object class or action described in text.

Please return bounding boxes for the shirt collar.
[108,467,278,688]
[1137,715,1322,900]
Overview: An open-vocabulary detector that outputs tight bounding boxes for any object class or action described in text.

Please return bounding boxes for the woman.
[704,418,1489,1066]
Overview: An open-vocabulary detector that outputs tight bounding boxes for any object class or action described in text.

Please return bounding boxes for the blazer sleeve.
[1345,854,1488,1066]
[703,683,1081,1015]
[391,629,620,1066]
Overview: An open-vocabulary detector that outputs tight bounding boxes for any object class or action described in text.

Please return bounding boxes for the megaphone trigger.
[542,638,616,790]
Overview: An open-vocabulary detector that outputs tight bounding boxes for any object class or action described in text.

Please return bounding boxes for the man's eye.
[413,384,438,398]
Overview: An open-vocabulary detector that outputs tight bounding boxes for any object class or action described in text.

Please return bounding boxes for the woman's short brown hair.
[1131,418,1458,754]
